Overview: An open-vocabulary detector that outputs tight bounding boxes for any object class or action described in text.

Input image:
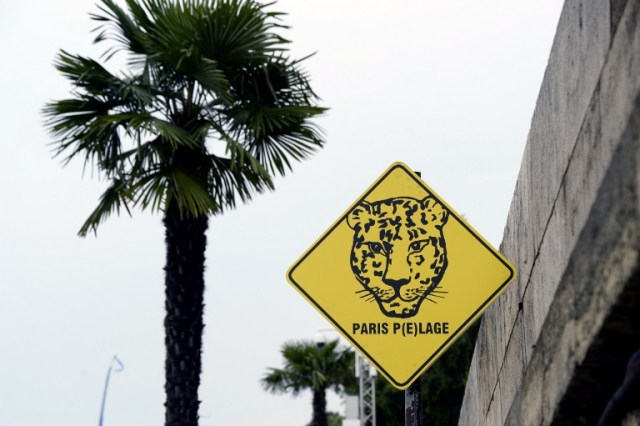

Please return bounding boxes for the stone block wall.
[458,1,640,424]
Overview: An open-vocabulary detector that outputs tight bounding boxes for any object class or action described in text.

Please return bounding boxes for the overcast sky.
[0,1,563,424]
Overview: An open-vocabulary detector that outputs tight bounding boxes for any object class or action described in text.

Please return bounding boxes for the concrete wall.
[458,1,640,424]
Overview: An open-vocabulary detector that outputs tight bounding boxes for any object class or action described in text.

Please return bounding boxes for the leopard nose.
[383,253,410,290]
[383,277,410,290]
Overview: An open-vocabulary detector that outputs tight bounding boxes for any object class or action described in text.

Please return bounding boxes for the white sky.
[0,1,563,425]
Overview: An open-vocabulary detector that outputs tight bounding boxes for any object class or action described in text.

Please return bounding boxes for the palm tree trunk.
[312,388,328,426]
[163,200,208,426]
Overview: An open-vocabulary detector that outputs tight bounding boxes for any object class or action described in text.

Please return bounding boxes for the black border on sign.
[286,162,516,389]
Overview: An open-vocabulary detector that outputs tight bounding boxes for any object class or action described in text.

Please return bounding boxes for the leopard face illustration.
[347,196,449,318]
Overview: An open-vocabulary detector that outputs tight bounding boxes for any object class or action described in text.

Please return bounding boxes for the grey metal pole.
[406,167,423,426]
[404,378,422,426]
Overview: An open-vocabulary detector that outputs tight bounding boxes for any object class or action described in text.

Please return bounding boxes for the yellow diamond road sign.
[287,162,516,390]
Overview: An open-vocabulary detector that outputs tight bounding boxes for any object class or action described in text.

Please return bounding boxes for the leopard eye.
[410,241,427,252]
[368,242,384,254]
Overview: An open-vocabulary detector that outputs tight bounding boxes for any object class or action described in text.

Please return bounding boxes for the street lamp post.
[98,355,124,426]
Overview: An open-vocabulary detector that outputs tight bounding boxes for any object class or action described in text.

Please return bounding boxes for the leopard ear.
[421,196,449,227]
[347,200,372,231]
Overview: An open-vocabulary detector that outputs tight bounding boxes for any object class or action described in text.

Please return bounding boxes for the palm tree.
[44,1,325,425]
[262,339,357,426]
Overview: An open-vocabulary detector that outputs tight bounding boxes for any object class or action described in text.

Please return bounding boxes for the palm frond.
[231,106,325,175]
[205,152,272,210]
[192,59,232,103]
[126,166,168,212]
[224,52,327,175]
[261,368,305,396]
[169,167,220,216]
[78,178,132,236]
[198,0,288,64]
[151,118,201,149]
[91,0,146,59]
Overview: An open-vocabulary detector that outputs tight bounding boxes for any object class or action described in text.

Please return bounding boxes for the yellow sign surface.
[287,162,516,389]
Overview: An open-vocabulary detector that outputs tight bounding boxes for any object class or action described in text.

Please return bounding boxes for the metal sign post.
[404,172,423,426]
[404,377,422,426]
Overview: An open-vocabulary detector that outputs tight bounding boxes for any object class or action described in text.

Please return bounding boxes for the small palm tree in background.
[262,339,357,426]
[44,0,325,424]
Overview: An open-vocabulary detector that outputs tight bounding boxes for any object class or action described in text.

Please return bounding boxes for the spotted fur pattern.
[347,196,449,318]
